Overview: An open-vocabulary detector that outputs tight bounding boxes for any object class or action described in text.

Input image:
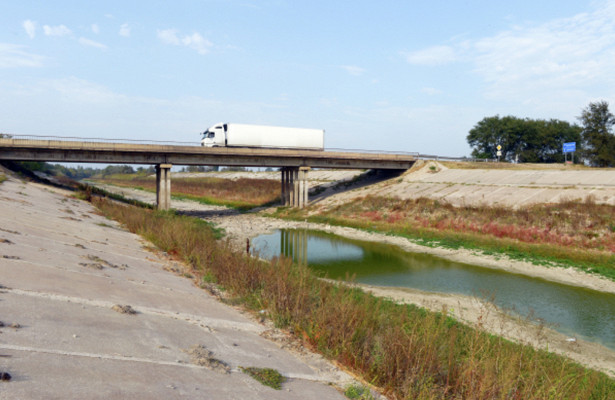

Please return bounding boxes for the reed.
[92,197,615,399]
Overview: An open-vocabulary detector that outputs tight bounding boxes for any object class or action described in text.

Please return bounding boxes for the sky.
[1,0,615,157]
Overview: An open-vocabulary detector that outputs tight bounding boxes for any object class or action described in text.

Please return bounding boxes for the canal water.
[252,229,615,350]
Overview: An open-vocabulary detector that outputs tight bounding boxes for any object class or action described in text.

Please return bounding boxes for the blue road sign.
[563,142,576,153]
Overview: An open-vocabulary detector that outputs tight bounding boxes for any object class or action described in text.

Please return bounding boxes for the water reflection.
[252,229,615,350]
[256,229,364,265]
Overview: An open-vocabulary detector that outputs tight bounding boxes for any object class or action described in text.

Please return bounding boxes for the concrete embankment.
[312,161,615,209]
[0,175,352,399]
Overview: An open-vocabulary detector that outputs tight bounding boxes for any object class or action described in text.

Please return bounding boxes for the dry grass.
[326,196,615,252]
[91,197,615,399]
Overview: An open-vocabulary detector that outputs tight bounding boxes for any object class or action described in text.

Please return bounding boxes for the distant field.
[91,175,280,210]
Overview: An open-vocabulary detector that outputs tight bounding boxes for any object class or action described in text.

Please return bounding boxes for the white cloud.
[78,37,107,50]
[23,20,36,39]
[157,29,212,55]
[181,32,212,55]
[0,44,44,68]
[91,24,100,34]
[402,45,456,66]
[471,3,615,103]
[119,23,130,37]
[43,24,72,37]
[157,29,180,45]
[340,65,365,76]
[402,1,615,114]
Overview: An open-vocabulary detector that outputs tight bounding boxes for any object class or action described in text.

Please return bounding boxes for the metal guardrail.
[325,147,419,156]
[0,134,200,147]
[416,153,496,162]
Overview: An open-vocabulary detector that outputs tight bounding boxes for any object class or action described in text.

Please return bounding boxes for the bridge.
[0,136,416,210]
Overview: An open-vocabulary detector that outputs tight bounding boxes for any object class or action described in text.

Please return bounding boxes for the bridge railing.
[415,153,496,162]
[325,147,419,156]
[1,134,494,162]
[0,134,200,147]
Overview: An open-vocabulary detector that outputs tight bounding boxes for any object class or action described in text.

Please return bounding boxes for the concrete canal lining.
[0,173,353,399]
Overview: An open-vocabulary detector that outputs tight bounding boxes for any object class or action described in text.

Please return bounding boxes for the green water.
[252,229,615,350]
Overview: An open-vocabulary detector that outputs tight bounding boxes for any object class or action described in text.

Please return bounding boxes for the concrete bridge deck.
[0,138,415,170]
[0,137,416,209]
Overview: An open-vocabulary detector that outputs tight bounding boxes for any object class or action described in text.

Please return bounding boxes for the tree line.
[467,101,615,166]
[7,162,260,179]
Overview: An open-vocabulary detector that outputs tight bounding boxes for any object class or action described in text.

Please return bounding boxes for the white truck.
[200,123,324,150]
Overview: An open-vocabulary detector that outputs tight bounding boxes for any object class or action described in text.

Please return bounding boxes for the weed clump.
[344,384,374,399]
[239,366,285,389]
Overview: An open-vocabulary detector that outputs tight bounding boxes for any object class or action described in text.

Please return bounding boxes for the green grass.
[169,192,261,211]
[344,384,375,399]
[89,196,615,400]
[0,174,6,184]
[272,196,615,282]
[308,214,615,279]
[239,367,286,390]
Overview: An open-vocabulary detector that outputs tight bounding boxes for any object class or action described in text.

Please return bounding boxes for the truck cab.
[200,123,227,147]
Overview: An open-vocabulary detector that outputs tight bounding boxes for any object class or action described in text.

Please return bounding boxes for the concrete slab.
[374,164,615,207]
[0,176,351,399]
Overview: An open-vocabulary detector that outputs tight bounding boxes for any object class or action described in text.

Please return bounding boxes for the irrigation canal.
[252,229,615,350]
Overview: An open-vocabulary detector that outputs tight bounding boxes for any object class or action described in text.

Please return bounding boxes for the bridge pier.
[156,164,172,210]
[281,167,310,208]
[280,229,308,265]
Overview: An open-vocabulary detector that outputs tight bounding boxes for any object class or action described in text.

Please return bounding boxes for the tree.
[101,165,135,177]
[186,165,207,173]
[467,116,581,163]
[531,119,582,163]
[222,166,247,172]
[467,115,516,160]
[578,101,615,167]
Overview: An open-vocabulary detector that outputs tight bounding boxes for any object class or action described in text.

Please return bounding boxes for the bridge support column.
[281,167,290,206]
[156,164,172,211]
[280,167,309,208]
[298,167,310,208]
[292,168,299,207]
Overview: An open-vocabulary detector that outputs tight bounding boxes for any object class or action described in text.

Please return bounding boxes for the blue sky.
[1,0,615,157]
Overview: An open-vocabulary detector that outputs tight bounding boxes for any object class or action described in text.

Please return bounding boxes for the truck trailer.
[200,123,324,150]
